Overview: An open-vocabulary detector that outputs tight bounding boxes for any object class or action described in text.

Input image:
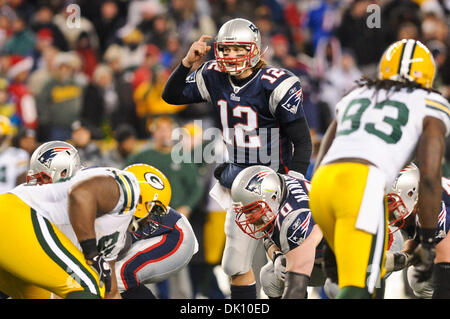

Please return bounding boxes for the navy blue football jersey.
[270,174,316,253]
[131,207,182,242]
[182,60,305,173]
[436,177,450,243]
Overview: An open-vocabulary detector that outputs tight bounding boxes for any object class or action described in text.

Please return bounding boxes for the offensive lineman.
[162,18,312,299]
[309,39,450,298]
[231,166,323,298]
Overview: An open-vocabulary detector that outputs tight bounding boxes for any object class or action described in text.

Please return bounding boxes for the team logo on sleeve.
[281,87,302,114]
[37,148,70,168]
[245,170,271,195]
[288,212,311,245]
[186,70,197,83]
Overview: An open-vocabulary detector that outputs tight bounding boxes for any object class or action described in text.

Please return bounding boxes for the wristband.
[419,227,436,246]
[272,251,283,264]
[263,237,274,252]
[79,238,98,260]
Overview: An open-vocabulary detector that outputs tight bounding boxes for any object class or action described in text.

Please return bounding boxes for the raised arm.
[162,35,212,105]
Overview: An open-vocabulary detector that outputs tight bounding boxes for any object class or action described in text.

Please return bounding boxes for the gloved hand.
[409,227,436,283]
[88,255,112,293]
[409,243,435,283]
[385,251,411,272]
[80,238,112,293]
[273,251,286,282]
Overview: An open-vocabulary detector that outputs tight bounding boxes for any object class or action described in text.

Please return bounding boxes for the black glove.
[410,227,436,283]
[80,238,112,293]
[88,255,112,293]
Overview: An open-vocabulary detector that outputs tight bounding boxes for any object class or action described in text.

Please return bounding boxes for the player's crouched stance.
[113,164,198,298]
[231,166,323,298]
[0,142,138,298]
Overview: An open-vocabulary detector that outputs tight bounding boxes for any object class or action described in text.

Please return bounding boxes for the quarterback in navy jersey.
[162,19,312,188]
[231,166,323,298]
[162,17,312,299]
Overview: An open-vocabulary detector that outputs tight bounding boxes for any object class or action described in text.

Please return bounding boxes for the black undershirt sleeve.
[281,117,312,176]
[161,62,193,105]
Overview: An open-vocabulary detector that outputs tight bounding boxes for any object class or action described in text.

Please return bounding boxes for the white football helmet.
[231,165,285,239]
[27,141,81,184]
[214,18,261,75]
[387,163,420,230]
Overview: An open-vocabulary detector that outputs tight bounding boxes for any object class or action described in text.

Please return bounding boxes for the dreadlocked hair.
[356,76,441,95]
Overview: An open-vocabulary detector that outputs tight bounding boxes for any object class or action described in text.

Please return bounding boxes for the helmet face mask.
[387,163,419,232]
[27,141,81,185]
[124,164,172,232]
[231,165,283,239]
[215,42,259,75]
[214,18,261,75]
[234,200,277,239]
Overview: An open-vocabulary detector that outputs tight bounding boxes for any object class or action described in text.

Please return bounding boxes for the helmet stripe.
[407,40,417,77]
[396,41,406,74]
[399,39,415,78]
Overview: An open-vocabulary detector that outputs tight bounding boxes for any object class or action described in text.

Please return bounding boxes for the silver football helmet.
[387,163,420,230]
[27,141,81,185]
[231,165,284,239]
[214,18,261,75]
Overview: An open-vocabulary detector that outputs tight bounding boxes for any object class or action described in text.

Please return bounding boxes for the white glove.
[273,251,286,282]
[385,250,411,273]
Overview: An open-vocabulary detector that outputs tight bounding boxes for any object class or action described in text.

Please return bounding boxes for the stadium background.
[0,0,449,299]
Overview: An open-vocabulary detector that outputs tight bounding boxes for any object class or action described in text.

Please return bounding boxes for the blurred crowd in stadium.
[0,0,449,298]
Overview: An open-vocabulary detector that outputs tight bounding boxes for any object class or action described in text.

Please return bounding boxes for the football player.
[383,164,450,299]
[231,166,323,298]
[0,115,29,193]
[114,164,198,299]
[162,18,312,299]
[0,161,148,298]
[26,140,81,185]
[309,39,450,298]
[24,141,198,299]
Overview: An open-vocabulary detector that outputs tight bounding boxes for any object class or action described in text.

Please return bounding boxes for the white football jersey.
[10,167,139,261]
[0,147,29,194]
[322,86,450,188]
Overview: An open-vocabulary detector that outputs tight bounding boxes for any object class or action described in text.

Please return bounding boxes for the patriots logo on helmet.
[249,23,259,34]
[281,87,302,114]
[37,147,70,168]
[245,170,271,195]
